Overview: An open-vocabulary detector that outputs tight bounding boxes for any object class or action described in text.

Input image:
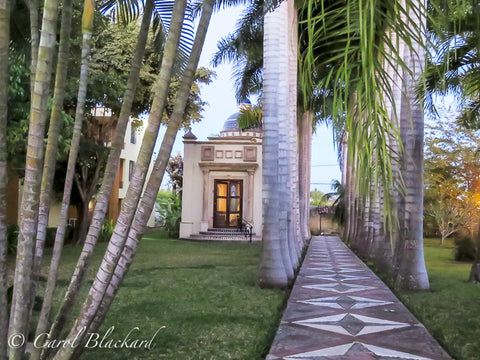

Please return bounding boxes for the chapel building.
[180,101,263,241]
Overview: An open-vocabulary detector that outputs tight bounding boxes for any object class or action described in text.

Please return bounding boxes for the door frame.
[213,179,243,228]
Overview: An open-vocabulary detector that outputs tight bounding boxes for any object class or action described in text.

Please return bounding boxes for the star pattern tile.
[307,274,370,282]
[284,342,435,359]
[298,295,393,310]
[267,237,452,360]
[294,313,410,336]
[303,282,376,293]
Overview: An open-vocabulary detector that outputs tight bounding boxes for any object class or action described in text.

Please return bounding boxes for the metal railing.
[238,218,253,243]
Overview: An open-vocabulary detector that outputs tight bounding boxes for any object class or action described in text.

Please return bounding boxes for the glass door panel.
[213,180,243,228]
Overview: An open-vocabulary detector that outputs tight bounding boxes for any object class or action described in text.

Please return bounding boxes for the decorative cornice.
[199,162,259,172]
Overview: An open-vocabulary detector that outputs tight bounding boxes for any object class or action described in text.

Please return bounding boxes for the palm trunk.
[258,0,289,288]
[298,110,312,244]
[394,74,429,288]
[46,0,159,346]
[394,13,429,289]
[8,0,59,355]
[29,2,93,358]
[52,4,191,360]
[74,2,216,341]
[26,0,39,96]
[288,0,301,265]
[31,0,73,311]
[0,0,9,357]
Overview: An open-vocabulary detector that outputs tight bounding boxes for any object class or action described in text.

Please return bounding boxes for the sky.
[157,6,341,193]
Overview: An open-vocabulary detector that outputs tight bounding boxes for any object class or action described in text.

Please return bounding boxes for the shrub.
[99,219,115,242]
[156,192,181,238]
[454,237,476,262]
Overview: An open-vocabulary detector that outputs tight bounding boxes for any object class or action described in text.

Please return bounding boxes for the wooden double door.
[213,180,243,228]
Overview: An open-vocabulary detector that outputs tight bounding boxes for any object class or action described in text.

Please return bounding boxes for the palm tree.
[258,0,294,288]
[51,0,216,357]
[46,0,188,350]
[31,3,155,358]
[73,0,217,338]
[8,0,60,355]
[394,19,430,289]
[31,0,73,323]
[211,0,263,98]
[0,0,9,357]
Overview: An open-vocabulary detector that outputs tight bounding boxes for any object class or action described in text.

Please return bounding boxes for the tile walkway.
[266,236,452,360]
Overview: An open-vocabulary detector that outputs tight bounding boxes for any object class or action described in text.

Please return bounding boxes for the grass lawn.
[393,238,480,360]
[32,233,286,359]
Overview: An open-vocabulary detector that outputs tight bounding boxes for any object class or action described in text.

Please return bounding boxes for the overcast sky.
[157,6,341,193]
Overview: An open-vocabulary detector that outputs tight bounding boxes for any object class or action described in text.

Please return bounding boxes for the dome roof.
[222,113,240,131]
[239,98,251,105]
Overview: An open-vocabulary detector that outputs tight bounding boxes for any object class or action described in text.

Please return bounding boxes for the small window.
[129,161,134,181]
[130,124,136,144]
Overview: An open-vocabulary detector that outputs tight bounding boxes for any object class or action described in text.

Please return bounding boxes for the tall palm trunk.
[30,2,94,358]
[287,1,302,264]
[298,109,312,243]
[394,36,429,289]
[31,0,73,308]
[258,0,290,288]
[26,0,39,96]
[52,5,190,360]
[278,19,295,278]
[47,0,159,346]
[8,0,59,355]
[76,2,216,341]
[391,0,428,290]
[0,0,9,357]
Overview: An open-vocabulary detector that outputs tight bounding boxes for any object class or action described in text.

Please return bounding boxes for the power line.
[311,164,339,167]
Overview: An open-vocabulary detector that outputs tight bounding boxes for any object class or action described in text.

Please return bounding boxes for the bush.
[7,224,18,254]
[156,192,181,238]
[454,237,476,262]
[99,219,115,242]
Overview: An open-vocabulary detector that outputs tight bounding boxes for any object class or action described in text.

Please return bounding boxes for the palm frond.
[298,0,427,231]
[210,0,264,98]
[99,0,195,64]
[237,104,262,130]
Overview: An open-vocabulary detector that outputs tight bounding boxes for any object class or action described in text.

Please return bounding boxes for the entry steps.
[187,228,261,241]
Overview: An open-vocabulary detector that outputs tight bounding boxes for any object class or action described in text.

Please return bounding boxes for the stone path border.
[266,236,452,360]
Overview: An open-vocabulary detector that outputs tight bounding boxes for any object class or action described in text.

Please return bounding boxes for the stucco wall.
[180,135,263,238]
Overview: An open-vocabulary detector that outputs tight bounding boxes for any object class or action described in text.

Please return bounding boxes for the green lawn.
[34,234,286,359]
[394,238,480,360]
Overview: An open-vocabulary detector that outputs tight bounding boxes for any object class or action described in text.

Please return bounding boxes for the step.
[187,234,262,242]
[207,228,251,233]
[200,231,253,236]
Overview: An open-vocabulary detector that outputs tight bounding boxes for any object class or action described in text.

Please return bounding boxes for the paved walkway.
[266,236,452,360]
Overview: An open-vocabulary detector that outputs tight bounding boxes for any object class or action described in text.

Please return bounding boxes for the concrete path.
[266,236,452,360]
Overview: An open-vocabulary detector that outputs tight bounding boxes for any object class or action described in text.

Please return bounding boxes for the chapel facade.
[180,102,263,240]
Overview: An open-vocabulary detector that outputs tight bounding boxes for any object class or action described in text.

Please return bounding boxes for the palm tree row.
[214,0,432,289]
[2,0,222,358]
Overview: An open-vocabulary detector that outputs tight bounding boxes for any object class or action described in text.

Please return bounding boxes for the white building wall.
[180,135,263,238]
[118,118,155,227]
